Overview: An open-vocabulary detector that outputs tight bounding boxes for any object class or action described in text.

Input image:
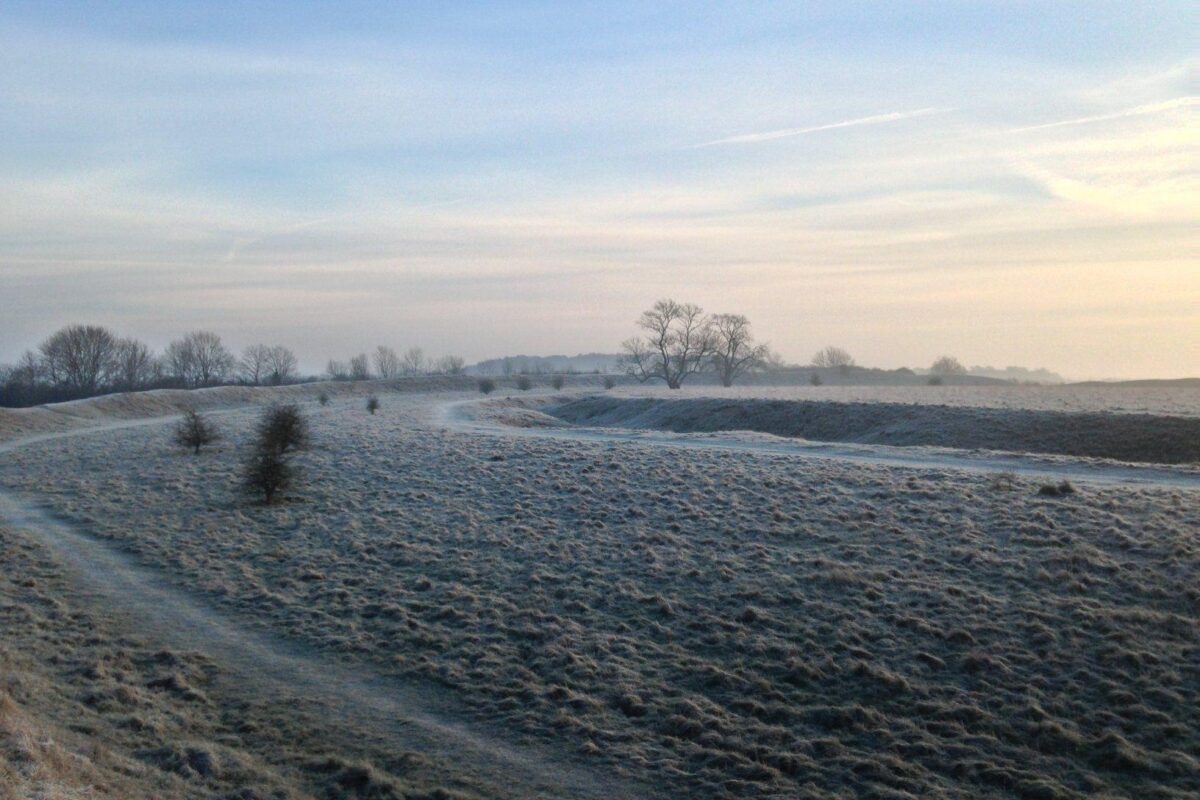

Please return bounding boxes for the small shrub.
[173,408,218,455]
[809,372,823,386]
[243,447,292,504]
[1038,481,1076,498]
[258,403,309,454]
[988,471,1017,492]
[928,375,944,386]
[516,375,532,391]
[603,376,616,390]
[366,396,380,414]
[551,375,565,390]
[478,378,496,395]
[318,392,330,407]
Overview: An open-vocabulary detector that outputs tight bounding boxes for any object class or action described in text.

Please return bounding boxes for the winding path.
[0,411,644,800]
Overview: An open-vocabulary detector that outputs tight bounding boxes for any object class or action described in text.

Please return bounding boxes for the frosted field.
[599,382,1200,417]
[1,383,1198,799]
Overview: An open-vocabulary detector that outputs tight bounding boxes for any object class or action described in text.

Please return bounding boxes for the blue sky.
[1,2,1197,377]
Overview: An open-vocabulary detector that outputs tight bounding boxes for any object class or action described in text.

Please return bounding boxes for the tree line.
[0,324,468,407]
[0,325,300,407]
[621,299,970,388]
[324,346,464,382]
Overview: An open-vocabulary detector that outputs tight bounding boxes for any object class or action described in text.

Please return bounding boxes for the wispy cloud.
[694,108,944,147]
[1006,96,1198,134]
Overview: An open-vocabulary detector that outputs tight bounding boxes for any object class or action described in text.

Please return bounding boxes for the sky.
[1,1,1197,379]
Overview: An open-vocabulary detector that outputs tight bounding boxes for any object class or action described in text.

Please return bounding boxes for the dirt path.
[440,398,1200,491]
[0,416,645,800]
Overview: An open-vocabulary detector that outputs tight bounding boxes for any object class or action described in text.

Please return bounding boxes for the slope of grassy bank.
[551,396,1200,464]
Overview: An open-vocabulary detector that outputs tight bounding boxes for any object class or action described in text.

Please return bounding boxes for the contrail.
[1005,96,1197,134]
[694,107,943,147]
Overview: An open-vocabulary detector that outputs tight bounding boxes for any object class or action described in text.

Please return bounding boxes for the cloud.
[1005,96,1198,134]
[694,108,944,147]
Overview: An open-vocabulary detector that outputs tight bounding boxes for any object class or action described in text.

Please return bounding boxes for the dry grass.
[0,515,492,800]
[2,391,1196,798]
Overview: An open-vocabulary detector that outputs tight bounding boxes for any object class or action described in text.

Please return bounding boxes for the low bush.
[551,375,565,390]
[603,376,616,390]
[173,408,219,455]
[243,446,292,504]
[318,392,330,406]
[478,378,496,395]
[1038,481,1076,498]
[366,396,380,415]
[516,376,532,391]
[258,404,309,454]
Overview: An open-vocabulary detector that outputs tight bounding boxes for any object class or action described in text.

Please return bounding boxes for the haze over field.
[1,3,1197,378]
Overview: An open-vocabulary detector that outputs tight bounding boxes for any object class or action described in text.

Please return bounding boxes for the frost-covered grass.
[598,383,1200,417]
[549,395,1200,464]
[0,518,472,800]
[2,389,1199,799]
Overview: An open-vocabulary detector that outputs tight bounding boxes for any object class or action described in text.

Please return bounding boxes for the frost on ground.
[549,395,1200,464]
[0,518,482,800]
[1,387,1199,799]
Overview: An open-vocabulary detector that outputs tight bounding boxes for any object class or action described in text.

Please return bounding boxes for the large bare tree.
[326,359,349,380]
[239,344,272,385]
[710,314,769,387]
[165,331,234,387]
[435,355,465,375]
[39,324,119,394]
[113,337,156,390]
[930,355,967,376]
[621,299,713,389]
[812,346,855,372]
[373,346,400,379]
[349,353,371,381]
[265,345,298,385]
[401,347,426,376]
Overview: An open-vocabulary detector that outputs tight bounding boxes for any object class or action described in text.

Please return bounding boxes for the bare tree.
[930,355,967,376]
[258,403,309,454]
[266,345,298,385]
[39,324,119,394]
[349,353,371,381]
[10,350,45,391]
[243,447,292,505]
[113,337,156,391]
[435,355,465,375]
[401,347,426,376]
[710,313,769,387]
[240,344,272,385]
[326,359,349,380]
[812,346,855,371]
[373,346,400,379]
[621,299,713,389]
[173,408,219,455]
[166,331,234,387]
